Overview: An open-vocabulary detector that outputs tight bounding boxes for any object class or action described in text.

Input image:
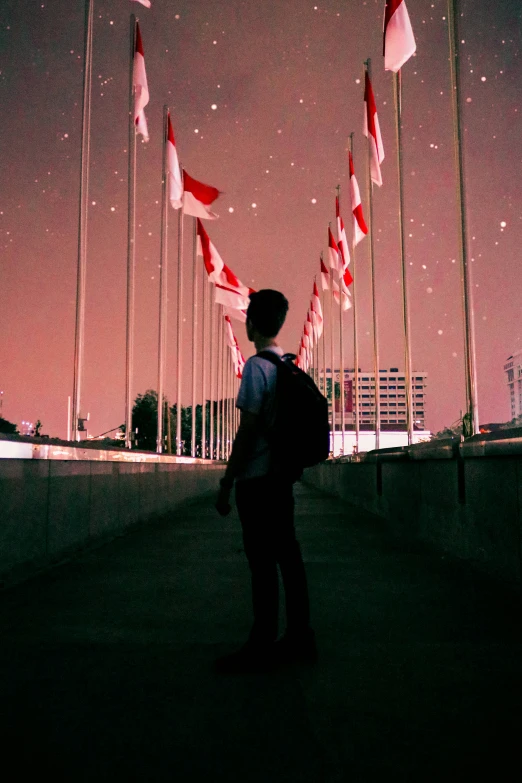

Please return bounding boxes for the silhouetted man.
[215,289,316,673]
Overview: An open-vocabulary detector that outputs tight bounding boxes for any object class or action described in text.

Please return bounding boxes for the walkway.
[0,483,521,781]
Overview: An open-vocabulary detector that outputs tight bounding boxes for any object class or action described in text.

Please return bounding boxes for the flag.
[224,315,242,376]
[214,268,251,313]
[383,0,416,72]
[235,338,245,378]
[304,316,314,345]
[363,71,384,186]
[167,113,183,209]
[320,257,330,291]
[183,170,220,219]
[311,281,323,339]
[328,227,341,273]
[332,274,352,311]
[133,23,149,141]
[196,219,224,282]
[336,196,350,271]
[131,0,151,7]
[196,220,251,315]
[343,267,354,288]
[349,151,368,245]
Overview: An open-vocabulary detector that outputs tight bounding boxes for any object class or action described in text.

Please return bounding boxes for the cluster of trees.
[431,413,522,440]
[128,389,229,455]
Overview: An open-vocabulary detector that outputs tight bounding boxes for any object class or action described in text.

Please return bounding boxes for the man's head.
[246,289,289,342]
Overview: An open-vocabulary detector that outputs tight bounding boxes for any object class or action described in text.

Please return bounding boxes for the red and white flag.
[336,196,350,272]
[332,273,352,311]
[349,151,368,245]
[133,23,149,141]
[183,170,220,220]
[363,72,384,187]
[224,315,241,376]
[224,314,236,350]
[383,0,416,72]
[311,281,323,339]
[342,267,354,288]
[196,218,224,282]
[196,219,250,316]
[131,0,151,8]
[167,113,183,209]
[304,315,314,345]
[328,227,341,273]
[320,256,330,291]
[235,339,245,378]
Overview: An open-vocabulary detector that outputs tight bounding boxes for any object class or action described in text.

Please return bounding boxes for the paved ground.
[0,482,521,782]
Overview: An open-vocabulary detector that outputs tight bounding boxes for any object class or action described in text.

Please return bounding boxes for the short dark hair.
[247,289,289,338]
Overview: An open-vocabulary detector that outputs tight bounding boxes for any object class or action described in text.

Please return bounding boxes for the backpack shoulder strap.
[256,350,283,367]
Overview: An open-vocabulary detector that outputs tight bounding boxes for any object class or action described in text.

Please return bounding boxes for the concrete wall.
[304,458,522,589]
[0,459,224,585]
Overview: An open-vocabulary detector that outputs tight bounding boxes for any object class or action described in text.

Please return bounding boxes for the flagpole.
[349,133,360,455]
[191,217,198,457]
[216,309,222,459]
[125,14,137,450]
[447,0,479,436]
[176,186,185,455]
[209,294,215,458]
[220,313,226,459]
[330,274,336,456]
[156,106,169,454]
[336,185,346,456]
[364,58,381,452]
[72,0,94,442]
[227,354,232,459]
[201,252,207,458]
[393,71,414,446]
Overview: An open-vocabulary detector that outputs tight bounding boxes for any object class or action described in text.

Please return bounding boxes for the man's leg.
[236,477,279,644]
[272,480,311,636]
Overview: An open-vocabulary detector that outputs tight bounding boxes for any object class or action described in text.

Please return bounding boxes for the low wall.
[304,457,522,589]
[0,459,224,585]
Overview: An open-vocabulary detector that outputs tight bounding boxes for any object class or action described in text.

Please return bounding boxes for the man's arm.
[216,410,258,515]
[221,409,259,487]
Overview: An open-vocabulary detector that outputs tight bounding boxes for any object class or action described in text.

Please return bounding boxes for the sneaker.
[213,641,277,674]
[273,629,318,666]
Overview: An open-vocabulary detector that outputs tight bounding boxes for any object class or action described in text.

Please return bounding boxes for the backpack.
[257,351,330,482]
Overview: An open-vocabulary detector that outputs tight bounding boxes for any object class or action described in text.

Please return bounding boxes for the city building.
[504,350,522,420]
[321,367,428,430]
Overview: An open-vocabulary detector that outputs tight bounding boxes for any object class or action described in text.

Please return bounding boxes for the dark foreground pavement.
[1,483,521,782]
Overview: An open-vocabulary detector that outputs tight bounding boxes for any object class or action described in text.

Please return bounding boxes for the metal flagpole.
[336,186,346,456]
[447,0,479,436]
[393,71,414,446]
[330,274,336,456]
[156,106,169,454]
[364,58,381,451]
[227,355,232,459]
[220,313,226,459]
[216,310,222,460]
[125,14,137,450]
[191,218,198,457]
[349,133,360,455]
[175,187,185,455]
[201,255,207,458]
[72,0,94,443]
[209,294,215,458]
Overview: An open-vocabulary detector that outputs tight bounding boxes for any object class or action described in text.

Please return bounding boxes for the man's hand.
[215,482,232,516]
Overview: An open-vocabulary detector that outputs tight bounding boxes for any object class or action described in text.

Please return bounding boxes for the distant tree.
[498,414,522,431]
[131,389,159,451]
[34,419,43,437]
[430,418,463,441]
[0,417,18,435]
[130,390,222,455]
